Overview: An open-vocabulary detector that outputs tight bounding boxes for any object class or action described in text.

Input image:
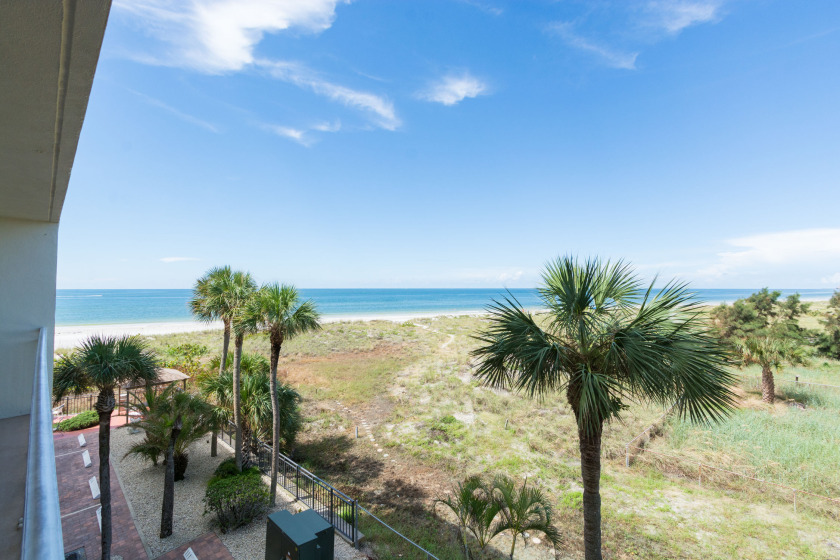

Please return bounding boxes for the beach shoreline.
[54,309,492,349]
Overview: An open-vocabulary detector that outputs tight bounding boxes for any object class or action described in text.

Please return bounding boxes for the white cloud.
[114,0,346,73]
[419,73,489,106]
[821,272,840,286]
[127,88,218,132]
[160,257,200,263]
[259,60,400,130]
[645,1,722,35]
[262,119,341,146]
[114,1,400,131]
[549,23,639,70]
[697,228,840,279]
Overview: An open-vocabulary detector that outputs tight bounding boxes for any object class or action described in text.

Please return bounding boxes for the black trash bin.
[265,509,335,560]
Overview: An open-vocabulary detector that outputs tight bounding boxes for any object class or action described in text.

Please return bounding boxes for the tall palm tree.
[190,267,254,457]
[54,335,159,560]
[737,336,806,404]
[219,271,257,469]
[492,476,560,559]
[189,266,237,373]
[472,257,737,560]
[240,283,320,505]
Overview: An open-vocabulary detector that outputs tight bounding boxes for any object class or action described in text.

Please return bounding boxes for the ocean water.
[55,288,836,326]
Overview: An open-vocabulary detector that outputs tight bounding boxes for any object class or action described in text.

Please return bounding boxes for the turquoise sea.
[54,288,835,327]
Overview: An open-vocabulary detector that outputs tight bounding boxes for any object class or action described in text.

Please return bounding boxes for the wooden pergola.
[120,367,190,416]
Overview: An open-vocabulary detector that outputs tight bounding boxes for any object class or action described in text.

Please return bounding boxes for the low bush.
[204,469,270,532]
[54,410,99,432]
[213,458,240,479]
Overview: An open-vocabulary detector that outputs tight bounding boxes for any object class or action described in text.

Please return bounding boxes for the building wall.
[0,217,57,420]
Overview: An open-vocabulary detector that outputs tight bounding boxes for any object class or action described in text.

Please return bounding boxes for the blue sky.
[58,0,840,289]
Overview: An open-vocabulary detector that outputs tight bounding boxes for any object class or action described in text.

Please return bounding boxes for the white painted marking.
[184,547,198,560]
[89,476,100,500]
[78,434,86,447]
[96,506,102,532]
[82,450,92,468]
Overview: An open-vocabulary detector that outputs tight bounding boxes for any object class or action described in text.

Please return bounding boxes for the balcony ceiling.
[0,1,110,223]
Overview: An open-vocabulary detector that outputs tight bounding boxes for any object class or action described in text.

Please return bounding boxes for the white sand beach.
[53,310,492,349]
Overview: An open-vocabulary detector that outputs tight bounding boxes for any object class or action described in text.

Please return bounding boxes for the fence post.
[698,464,702,486]
[355,426,358,439]
[793,490,797,513]
[330,488,335,524]
[795,376,799,385]
[352,499,358,548]
[295,465,300,500]
[625,445,630,468]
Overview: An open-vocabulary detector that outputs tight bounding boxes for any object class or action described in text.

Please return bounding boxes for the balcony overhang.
[0,0,111,223]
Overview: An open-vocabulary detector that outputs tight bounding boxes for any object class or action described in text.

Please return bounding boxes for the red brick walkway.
[55,426,148,559]
[155,532,234,560]
[55,424,237,560]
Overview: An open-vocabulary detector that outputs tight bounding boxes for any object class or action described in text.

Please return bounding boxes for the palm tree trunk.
[212,320,232,457]
[160,415,182,538]
[579,425,603,560]
[221,320,231,372]
[268,334,281,507]
[761,364,775,404]
[233,333,244,471]
[95,388,116,560]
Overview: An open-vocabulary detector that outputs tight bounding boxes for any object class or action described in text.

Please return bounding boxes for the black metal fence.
[218,422,359,543]
[54,394,97,415]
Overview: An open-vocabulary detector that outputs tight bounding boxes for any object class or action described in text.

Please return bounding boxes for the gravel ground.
[112,428,365,560]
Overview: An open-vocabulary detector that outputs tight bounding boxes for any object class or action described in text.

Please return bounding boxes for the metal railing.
[218,422,440,558]
[22,327,64,559]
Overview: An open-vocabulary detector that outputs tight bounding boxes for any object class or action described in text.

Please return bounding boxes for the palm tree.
[492,476,560,559]
[472,257,737,560]
[54,335,159,560]
[737,336,806,404]
[435,476,496,559]
[198,361,302,461]
[189,267,255,457]
[125,384,217,479]
[239,283,320,505]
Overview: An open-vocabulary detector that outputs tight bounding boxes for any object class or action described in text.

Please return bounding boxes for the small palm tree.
[492,476,560,559]
[125,384,217,479]
[435,476,498,559]
[472,257,737,560]
[239,283,320,505]
[54,335,159,560]
[198,362,302,460]
[737,336,806,404]
[190,267,255,458]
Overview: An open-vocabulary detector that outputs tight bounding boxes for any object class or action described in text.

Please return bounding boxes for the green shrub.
[54,410,99,432]
[213,458,240,479]
[209,458,262,485]
[204,470,270,532]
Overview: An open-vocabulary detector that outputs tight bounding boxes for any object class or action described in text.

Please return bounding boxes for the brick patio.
[56,425,148,559]
[56,424,237,560]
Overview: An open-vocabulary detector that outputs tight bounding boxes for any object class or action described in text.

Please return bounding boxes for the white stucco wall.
[0,217,57,420]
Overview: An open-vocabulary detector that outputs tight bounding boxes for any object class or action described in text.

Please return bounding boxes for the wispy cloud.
[419,73,489,106]
[549,23,639,70]
[261,120,341,146]
[821,272,840,286]
[549,1,727,70]
[127,88,219,132]
[696,228,840,279]
[458,0,503,16]
[113,1,400,131]
[114,0,347,73]
[644,1,723,35]
[160,257,200,263]
[259,61,400,130]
